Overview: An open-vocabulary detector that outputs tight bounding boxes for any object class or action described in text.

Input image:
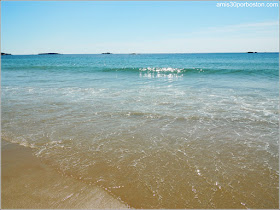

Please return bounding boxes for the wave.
[101,67,278,77]
[4,65,90,71]
[3,65,278,77]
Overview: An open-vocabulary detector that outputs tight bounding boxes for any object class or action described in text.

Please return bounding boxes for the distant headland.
[1,52,12,55]
[102,52,112,54]
[247,52,258,53]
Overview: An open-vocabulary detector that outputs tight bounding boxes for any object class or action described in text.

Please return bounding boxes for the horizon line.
[2,52,279,56]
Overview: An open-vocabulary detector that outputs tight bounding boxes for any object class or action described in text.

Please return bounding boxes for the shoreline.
[1,139,128,209]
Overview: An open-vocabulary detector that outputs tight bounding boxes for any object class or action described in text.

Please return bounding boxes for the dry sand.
[1,139,129,209]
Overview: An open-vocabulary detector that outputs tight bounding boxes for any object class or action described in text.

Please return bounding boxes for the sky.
[1,1,279,54]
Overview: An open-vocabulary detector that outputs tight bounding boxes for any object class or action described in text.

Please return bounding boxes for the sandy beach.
[1,139,128,209]
[1,1,279,208]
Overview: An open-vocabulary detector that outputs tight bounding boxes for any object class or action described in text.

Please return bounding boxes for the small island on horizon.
[38,53,61,55]
[1,52,12,55]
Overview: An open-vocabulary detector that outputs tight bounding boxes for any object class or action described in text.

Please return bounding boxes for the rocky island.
[38,53,61,55]
[1,52,12,55]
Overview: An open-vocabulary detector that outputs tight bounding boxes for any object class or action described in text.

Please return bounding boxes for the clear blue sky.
[1,1,279,54]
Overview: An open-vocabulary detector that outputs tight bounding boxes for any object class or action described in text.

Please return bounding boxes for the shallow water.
[1,53,279,208]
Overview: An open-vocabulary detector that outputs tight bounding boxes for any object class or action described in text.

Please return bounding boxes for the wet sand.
[1,139,128,209]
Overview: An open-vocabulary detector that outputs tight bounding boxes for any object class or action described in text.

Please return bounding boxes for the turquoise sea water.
[1,53,279,208]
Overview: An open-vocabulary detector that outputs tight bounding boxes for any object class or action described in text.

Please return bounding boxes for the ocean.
[1,53,279,208]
